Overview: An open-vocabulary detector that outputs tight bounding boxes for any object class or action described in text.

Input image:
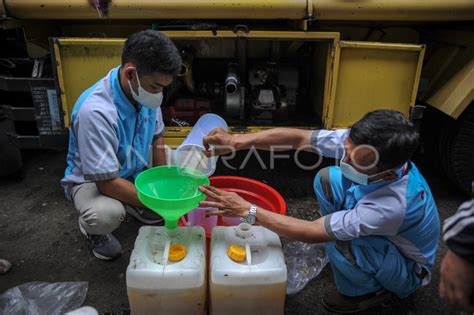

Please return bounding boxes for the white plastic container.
[210,224,287,315]
[126,226,207,315]
[174,113,228,177]
[65,307,98,315]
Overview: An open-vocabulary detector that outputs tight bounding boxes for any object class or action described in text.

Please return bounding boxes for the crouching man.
[200,110,440,313]
[61,30,182,260]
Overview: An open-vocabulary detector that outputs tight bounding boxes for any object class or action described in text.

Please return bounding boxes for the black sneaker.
[87,233,122,261]
[126,206,164,225]
[322,289,392,313]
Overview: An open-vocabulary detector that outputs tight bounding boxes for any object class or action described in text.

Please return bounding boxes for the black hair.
[349,109,419,171]
[121,30,182,77]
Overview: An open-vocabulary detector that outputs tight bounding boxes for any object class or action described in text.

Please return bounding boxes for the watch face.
[246,215,256,225]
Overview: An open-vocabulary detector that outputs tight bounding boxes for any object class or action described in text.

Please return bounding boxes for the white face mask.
[127,69,163,109]
[340,151,394,185]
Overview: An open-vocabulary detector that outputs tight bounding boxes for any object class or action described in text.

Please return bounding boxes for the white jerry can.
[126,226,207,315]
[210,223,287,315]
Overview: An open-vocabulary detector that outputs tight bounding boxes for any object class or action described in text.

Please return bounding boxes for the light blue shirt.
[61,66,164,199]
[311,129,440,283]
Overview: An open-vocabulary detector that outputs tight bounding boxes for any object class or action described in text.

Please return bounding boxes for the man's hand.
[198,185,251,217]
[439,249,474,311]
[203,128,234,157]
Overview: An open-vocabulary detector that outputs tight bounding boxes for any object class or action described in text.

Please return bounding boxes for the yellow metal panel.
[326,41,425,128]
[314,0,474,21]
[419,45,460,100]
[323,43,339,127]
[4,0,306,20]
[5,0,474,21]
[53,38,124,127]
[427,59,474,119]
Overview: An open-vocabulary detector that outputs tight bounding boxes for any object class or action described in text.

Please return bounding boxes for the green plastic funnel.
[135,166,210,229]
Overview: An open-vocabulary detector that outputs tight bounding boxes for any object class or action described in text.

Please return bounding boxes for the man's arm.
[204,127,349,159]
[199,183,406,243]
[231,128,313,151]
[203,128,313,156]
[440,199,474,311]
[98,137,166,207]
[199,184,333,243]
[443,199,474,264]
[152,136,167,166]
[253,207,332,243]
[95,178,144,208]
[95,135,166,207]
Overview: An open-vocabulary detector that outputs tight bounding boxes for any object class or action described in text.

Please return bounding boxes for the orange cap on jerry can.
[227,244,246,262]
[169,243,187,262]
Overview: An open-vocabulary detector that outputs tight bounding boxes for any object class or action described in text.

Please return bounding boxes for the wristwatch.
[241,204,257,225]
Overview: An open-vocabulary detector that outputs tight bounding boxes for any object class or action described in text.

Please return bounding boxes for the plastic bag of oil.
[0,281,88,315]
[284,241,329,295]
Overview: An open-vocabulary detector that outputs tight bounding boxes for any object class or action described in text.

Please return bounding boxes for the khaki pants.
[71,182,126,235]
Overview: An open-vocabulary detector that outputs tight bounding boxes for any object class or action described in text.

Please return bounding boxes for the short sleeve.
[154,108,165,139]
[310,129,349,159]
[75,108,120,181]
[324,190,406,240]
[443,199,474,263]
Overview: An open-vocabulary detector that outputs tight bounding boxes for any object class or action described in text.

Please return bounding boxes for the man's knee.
[80,199,125,234]
[314,167,334,204]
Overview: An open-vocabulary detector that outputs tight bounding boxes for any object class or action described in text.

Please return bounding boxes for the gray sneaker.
[87,233,122,261]
[126,206,164,225]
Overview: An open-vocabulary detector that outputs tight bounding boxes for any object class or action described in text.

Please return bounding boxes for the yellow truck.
[0,0,473,194]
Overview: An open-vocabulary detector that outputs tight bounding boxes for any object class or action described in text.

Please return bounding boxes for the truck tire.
[439,103,474,195]
[0,118,22,176]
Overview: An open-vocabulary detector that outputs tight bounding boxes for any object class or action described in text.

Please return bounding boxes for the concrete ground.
[0,149,467,314]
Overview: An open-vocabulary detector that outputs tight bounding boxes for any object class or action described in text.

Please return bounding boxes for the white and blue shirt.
[312,129,440,283]
[61,66,164,199]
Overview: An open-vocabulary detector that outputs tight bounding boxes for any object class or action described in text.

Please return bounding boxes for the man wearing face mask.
[61,30,182,261]
[199,109,440,313]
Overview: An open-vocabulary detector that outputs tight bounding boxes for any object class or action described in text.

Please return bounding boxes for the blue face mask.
[340,152,395,185]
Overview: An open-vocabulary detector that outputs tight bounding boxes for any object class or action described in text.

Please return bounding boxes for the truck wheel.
[439,103,474,195]
[0,118,22,176]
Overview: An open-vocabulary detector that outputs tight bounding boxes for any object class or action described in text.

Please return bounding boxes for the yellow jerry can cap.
[227,244,246,262]
[168,243,186,262]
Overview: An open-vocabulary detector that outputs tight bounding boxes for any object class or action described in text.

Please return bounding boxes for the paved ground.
[0,149,467,314]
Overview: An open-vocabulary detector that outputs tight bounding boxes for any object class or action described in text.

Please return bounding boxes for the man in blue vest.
[199,110,440,313]
[61,30,182,260]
